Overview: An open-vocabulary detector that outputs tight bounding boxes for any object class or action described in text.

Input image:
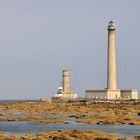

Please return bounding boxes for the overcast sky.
[0,0,139,99]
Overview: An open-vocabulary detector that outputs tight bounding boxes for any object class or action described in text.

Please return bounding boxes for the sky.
[0,0,139,99]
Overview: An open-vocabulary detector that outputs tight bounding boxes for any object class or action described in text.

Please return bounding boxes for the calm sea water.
[0,120,140,137]
[0,99,39,102]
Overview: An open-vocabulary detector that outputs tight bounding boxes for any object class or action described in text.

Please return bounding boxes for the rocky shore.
[0,101,140,139]
[0,101,140,125]
[0,130,137,140]
[0,130,140,140]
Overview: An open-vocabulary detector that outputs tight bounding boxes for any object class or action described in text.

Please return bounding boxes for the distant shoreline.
[0,99,40,103]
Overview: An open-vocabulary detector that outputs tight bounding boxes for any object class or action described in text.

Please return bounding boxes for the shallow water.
[0,110,140,137]
[134,115,140,119]
[0,120,140,137]
[0,111,70,117]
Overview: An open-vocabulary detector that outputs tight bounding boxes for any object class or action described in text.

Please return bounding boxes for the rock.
[137,113,140,116]
[128,122,135,125]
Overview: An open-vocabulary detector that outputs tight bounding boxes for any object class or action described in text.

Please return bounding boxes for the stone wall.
[106,89,121,99]
[85,90,107,99]
[85,89,138,100]
[62,92,77,99]
[121,89,138,99]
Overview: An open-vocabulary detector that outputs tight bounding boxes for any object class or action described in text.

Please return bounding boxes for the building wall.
[85,89,138,100]
[62,92,77,99]
[85,90,107,99]
[121,89,138,99]
[51,92,77,102]
[107,89,121,99]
